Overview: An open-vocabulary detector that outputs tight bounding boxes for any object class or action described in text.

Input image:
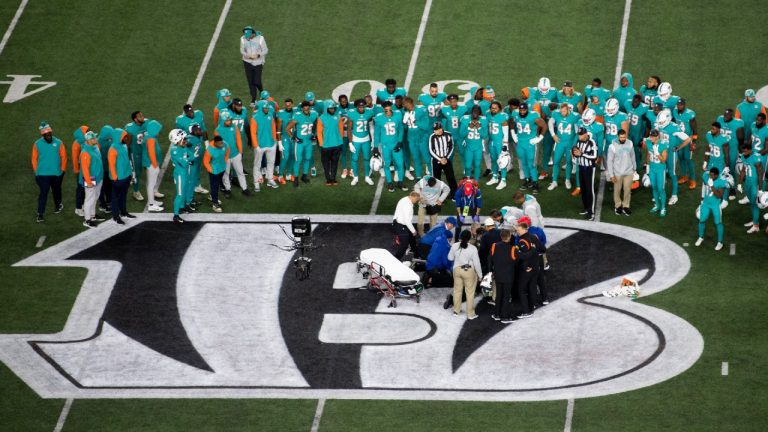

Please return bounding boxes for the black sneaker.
[516,313,532,319]
[520,180,529,190]
[500,318,514,324]
[532,182,539,195]
[491,314,501,321]
[579,210,589,215]
[113,217,125,225]
[173,215,185,224]
[121,213,137,219]
[36,214,44,223]
[586,213,595,221]
[294,176,300,187]
[242,189,253,196]
[483,168,492,177]
[397,181,408,191]
[442,295,452,309]
[93,214,106,222]
[54,203,63,214]
[387,183,395,192]
[223,189,232,198]
[623,207,632,216]
[615,207,623,215]
[301,175,310,183]
[183,206,195,213]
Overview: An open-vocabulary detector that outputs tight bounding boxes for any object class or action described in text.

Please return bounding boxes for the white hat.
[483,217,495,227]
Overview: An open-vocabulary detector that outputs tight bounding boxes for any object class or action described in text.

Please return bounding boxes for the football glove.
[530,135,543,145]
[349,143,356,153]
[737,184,743,194]
[472,215,480,223]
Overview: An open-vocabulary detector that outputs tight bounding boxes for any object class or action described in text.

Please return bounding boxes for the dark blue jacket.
[426,235,453,271]
[420,223,451,246]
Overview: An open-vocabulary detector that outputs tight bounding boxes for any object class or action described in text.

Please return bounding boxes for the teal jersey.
[109,141,132,181]
[613,73,637,111]
[587,100,605,117]
[488,112,509,145]
[376,87,407,104]
[528,88,558,118]
[672,108,696,136]
[552,111,580,144]
[403,106,430,133]
[228,108,248,142]
[701,172,726,206]
[706,132,728,168]
[338,104,352,138]
[736,100,765,139]
[715,116,745,148]
[319,112,343,148]
[465,99,491,117]
[652,95,679,111]
[556,91,583,112]
[347,108,375,141]
[645,109,660,128]
[750,123,768,153]
[141,120,163,168]
[252,110,277,148]
[170,144,192,175]
[625,102,649,137]
[293,110,319,141]
[82,143,104,184]
[373,111,403,146]
[460,115,488,146]
[639,85,657,105]
[175,110,206,133]
[33,137,64,176]
[441,105,467,137]
[584,85,611,103]
[187,134,204,161]
[645,139,669,170]
[276,108,296,135]
[604,112,629,143]
[579,121,605,149]
[660,123,688,151]
[205,142,228,175]
[742,153,762,184]
[309,100,325,117]
[512,111,541,140]
[418,92,447,121]
[215,123,241,158]
[124,120,148,149]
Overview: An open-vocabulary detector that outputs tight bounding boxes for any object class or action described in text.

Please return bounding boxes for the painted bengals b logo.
[0,214,702,401]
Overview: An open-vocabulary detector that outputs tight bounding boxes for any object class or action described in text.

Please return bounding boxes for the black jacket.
[489,241,516,283]
[516,231,546,271]
[479,228,501,274]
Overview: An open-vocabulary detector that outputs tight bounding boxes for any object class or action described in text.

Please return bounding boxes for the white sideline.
[0,0,28,57]
[309,398,326,432]
[369,0,433,216]
[563,398,574,432]
[147,0,233,213]
[52,398,73,432]
[596,0,633,223]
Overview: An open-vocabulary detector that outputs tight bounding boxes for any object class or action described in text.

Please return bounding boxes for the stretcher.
[356,248,424,308]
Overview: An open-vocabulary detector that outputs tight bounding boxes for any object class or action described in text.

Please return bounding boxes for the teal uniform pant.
[649,167,666,210]
[173,169,189,216]
[539,133,554,174]
[746,182,759,224]
[186,158,200,205]
[551,140,574,183]
[698,203,723,242]
[464,143,483,181]
[666,149,678,196]
[340,137,350,170]
[488,140,507,179]
[517,140,538,181]
[677,145,695,180]
[131,144,143,192]
[279,138,295,177]
[406,131,431,178]
[381,143,404,183]
[293,140,313,177]
[350,140,372,178]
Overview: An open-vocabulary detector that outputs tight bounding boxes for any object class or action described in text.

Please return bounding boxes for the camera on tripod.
[291,216,314,281]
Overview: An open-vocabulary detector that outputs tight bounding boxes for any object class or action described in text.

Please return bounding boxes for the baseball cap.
[517,216,532,226]
[433,121,443,130]
[483,217,495,227]
[520,102,529,110]
[649,129,660,137]
[445,216,458,226]
[219,110,233,121]
[304,91,315,102]
[577,126,588,135]
[563,80,573,88]
[84,131,98,141]
[39,121,52,134]
[745,89,756,98]
[219,88,231,97]
[463,182,474,196]
[260,90,270,99]
[677,98,686,105]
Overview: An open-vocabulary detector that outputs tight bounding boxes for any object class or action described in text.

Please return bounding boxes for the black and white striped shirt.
[429,132,454,160]
[574,138,598,167]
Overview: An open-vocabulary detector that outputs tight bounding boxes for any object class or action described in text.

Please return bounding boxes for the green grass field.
[1,1,767,430]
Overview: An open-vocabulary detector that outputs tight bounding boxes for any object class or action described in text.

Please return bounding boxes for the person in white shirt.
[513,190,545,227]
[413,176,450,236]
[393,191,421,259]
[447,229,483,319]
[240,25,268,107]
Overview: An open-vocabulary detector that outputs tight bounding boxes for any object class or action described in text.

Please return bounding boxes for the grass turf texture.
[0,0,766,430]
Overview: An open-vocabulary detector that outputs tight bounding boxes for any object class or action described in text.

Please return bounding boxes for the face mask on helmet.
[582,109,596,126]
[605,98,619,116]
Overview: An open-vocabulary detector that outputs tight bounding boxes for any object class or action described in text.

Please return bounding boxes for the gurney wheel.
[416,295,420,304]
[389,299,397,308]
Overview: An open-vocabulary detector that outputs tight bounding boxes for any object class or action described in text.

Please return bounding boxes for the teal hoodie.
[98,125,114,166]
[109,128,132,181]
[613,72,637,112]
[141,120,163,168]
[319,105,343,148]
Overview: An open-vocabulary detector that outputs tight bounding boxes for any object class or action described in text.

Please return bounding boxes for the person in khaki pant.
[448,229,483,320]
[606,129,637,216]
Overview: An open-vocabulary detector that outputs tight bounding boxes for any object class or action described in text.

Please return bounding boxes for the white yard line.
[309,397,326,432]
[146,0,233,213]
[36,235,46,248]
[52,398,73,432]
[729,243,736,255]
[0,0,28,57]
[721,362,729,376]
[369,0,432,215]
[563,398,575,432]
[596,0,632,222]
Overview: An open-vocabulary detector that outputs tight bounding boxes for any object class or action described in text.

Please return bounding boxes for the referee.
[572,127,598,220]
[428,122,458,196]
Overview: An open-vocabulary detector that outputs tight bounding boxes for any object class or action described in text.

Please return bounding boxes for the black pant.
[243,62,263,103]
[537,255,548,303]
[516,266,538,314]
[578,165,597,215]
[209,172,224,204]
[100,175,113,209]
[321,147,341,182]
[111,177,130,218]
[392,221,419,260]
[432,159,457,196]
[75,181,84,210]
[424,268,453,287]
[417,243,431,259]
[36,174,62,215]
[494,281,514,319]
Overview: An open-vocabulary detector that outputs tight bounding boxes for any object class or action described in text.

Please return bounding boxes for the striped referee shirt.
[429,132,454,160]
[574,137,598,167]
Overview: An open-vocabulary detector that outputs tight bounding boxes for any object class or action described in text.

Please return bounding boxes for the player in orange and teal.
[696,167,726,250]
[613,73,637,112]
[486,101,510,189]
[346,99,375,185]
[169,129,193,224]
[304,91,324,176]
[527,78,558,180]
[212,88,233,128]
[625,95,650,164]
[738,144,764,233]
[107,128,134,223]
[510,102,546,192]
[644,129,668,217]
[374,101,405,192]
[579,108,605,157]
[751,113,768,184]
[645,103,663,131]
[548,103,580,191]
[287,101,319,187]
[584,78,611,106]
[125,111,148,201]
[441,94,467,165]
[402,96,431,178]
[603,98,629,156]
[716,108,745,179]
[703,122,730,204]
[672,98,698,189]
[736,89,767,143]
[376,78,407,106]
[276,98,296,184]
[652,82,679,110]
[97,125,115,212]
[79,130,103,227]
[72,125,89,216]
[657,110,692,206]
[639,75,661,105]
[32,122,67,222]
[460,105,488,182]
[185,123,205,208]
[215,110,250,196]
[142,120,165,212]
[418,82,447,125]
[260,90,280,113]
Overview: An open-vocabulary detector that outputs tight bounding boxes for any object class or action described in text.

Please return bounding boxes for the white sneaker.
[393,172,400,182]
[495,180,507,190]
[409,165,414,172]
[133,191,144,201]
[365,176,374,185]
[720,200,729,209]
[747,225,759,234]
[738,196,750,205]
[547,182,558,191]
[351,176,359,186]
[254,182,261,192]
[74,208,84,217]
[548,160,554,166]
[194,185,209,194]
[261,167,267,177]
[764,212,768,221]
[405,171,414,180]
[715,242,723,251]
[728,195,735,201]
[267,180,278,189]
[668,195,678,205]
[341,169,348,179]
[148,203,164,213]
[694,237,703,247]
[565,179,572,189]
[311,167,317,177]
[744,221,754,227]
[154,191,165,199]
[487,176,499,186]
